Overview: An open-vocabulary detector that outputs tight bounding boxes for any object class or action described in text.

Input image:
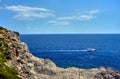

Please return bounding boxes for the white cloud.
[48,9,99,26]
[56,9,99,21]
[77,15,95,20]
[4,5,55,20]
[88,9,99,15]
[5,5,49,12]
[56,15,95,21]
[56,16,76,20]
[48,20,70,26]
[14,12,55,20]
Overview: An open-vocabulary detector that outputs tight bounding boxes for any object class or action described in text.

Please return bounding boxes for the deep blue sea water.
[20,34,120,71]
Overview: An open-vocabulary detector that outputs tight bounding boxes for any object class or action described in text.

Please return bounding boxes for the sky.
[0,0,120,34]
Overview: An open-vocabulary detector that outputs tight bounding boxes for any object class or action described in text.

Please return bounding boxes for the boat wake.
[39,49,89,52]
[39,48,96,52]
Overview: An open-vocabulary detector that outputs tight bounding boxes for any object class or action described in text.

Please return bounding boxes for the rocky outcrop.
[0,26,120,79]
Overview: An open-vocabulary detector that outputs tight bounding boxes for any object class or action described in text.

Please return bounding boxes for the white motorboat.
[87,48,96,52]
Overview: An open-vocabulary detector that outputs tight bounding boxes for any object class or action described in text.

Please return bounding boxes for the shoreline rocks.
[0,26,120,79]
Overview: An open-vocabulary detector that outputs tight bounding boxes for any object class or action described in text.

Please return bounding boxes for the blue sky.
[0,0,120,34]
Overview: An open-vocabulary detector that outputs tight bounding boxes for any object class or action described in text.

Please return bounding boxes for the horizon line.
[20,33,120,35]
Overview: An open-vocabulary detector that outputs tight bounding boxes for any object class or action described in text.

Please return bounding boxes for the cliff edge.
[0,26,120,79]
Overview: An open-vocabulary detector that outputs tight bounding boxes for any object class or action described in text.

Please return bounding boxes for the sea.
[20,34,120,71]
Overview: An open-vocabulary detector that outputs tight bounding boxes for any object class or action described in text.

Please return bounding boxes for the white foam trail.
[39,49,88,52]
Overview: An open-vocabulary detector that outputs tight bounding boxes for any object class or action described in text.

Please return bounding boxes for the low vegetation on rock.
[0,27,21,79]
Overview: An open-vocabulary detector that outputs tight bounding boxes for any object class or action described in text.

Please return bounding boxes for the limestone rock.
[0,26,120,79]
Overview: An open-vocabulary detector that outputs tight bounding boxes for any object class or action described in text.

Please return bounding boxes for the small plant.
[0,38,21,79]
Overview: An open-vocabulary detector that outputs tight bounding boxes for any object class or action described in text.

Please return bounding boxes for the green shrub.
[0,39,21,79]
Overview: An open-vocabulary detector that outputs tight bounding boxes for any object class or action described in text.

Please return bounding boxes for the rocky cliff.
[0,26,120,79]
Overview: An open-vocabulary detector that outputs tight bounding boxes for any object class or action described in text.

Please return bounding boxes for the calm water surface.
[20,34,120,71]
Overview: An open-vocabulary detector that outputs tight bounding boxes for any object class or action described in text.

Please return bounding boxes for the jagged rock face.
[0,26,120,79]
